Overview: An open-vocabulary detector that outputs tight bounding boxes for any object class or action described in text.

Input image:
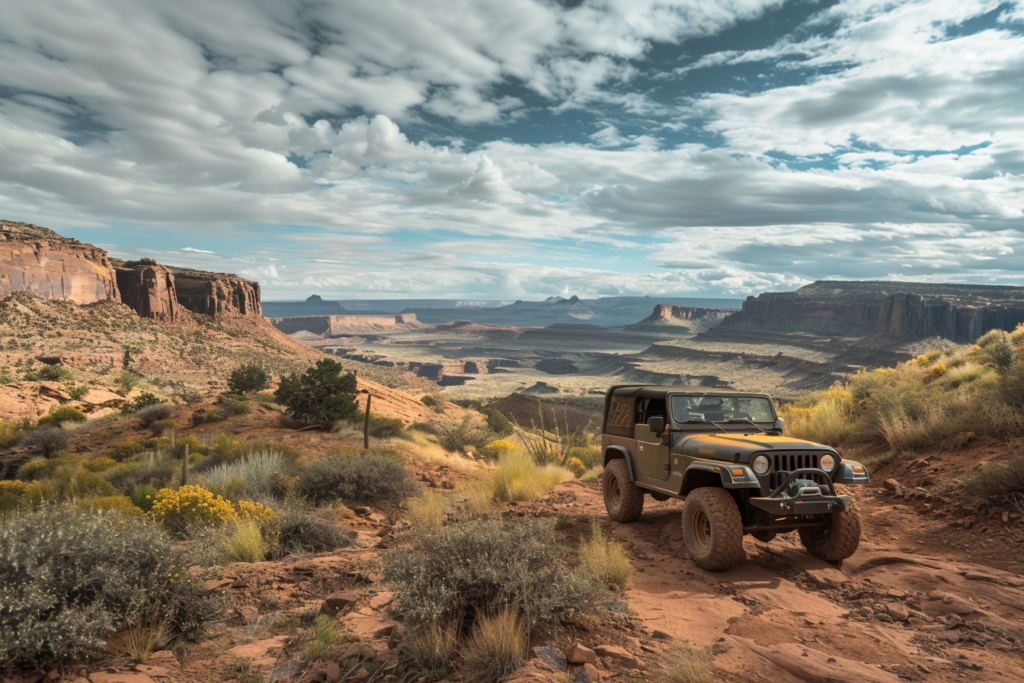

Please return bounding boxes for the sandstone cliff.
[271,313,418,336]
[634,304,732,328]
[0,221,120,304]
[113,258,180,323]
[726,281,1024,343]
[171,267,262,317]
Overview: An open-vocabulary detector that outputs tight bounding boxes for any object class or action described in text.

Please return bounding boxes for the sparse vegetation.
[112,369,141,395]
[407,490,446,534]
[19,425,68,457]
[435,415,490,453]
[36,406,88,427]
[484,409,513,437]
[409,617,460,674]
[120,392,162,415]
[150,485,236,533]
[658,644,716,683]
[477,450,572,504]
[302,615,344,662]
[778,384,855,446]
[579,520,632,590]
[24,364,74,382]
[296,450,417,509]
[459,607,528,683]
[268,506,355,557]
[225,518,265,563]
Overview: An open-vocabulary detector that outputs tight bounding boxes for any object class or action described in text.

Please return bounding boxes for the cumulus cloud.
[0,0,1022,299]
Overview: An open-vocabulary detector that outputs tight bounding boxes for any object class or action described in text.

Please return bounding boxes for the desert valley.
[2,219,1024,683]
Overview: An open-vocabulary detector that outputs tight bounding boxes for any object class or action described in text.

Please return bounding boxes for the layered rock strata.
[172,269,262,317]
[114,259,180,323]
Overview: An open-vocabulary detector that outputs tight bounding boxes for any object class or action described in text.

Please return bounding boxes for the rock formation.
[114,259,180,323]
[271,314,418,336]
[0,219,264,321]
[0,221,120,304]
[171,268,262,317]
[727,281,1024,343]
[635,304,733,327]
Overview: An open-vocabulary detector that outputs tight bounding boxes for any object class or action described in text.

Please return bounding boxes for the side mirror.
[647,416,665,434]
[774,417,784,434]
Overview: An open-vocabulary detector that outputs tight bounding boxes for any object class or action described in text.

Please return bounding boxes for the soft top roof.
[608,384,773,400]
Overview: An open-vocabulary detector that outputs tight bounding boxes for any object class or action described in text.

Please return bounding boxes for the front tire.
[798,505,861,562]
[602,459,644,523]
[682,487,745,571]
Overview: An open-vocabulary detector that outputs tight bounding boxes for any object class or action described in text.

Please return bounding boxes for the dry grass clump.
[225,518,265,563]
[658,644,716,683]
[579,521,632,590]
[408,490,447,534]
[459,607,529,683]
[303,615,344,661]
[409,616,460,672]
[778,384,855,446]
[124,622,168,663]
[480,450,572,504]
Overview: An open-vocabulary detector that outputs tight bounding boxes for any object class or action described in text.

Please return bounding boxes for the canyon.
[1,221,261,320]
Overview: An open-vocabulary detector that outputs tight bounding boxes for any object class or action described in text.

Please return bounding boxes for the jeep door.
[634,398,670,481]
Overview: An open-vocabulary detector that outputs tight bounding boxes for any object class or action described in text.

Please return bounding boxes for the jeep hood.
[678,433,837,459]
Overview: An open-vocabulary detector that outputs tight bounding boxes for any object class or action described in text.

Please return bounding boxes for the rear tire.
[602,459,644,523]
[798,505,861,562]
[682,487,745,571]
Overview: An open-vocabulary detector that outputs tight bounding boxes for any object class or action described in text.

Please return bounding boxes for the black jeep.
[601,385,869,571]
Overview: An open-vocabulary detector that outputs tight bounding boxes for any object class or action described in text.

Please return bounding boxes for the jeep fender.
[680,461,761,497]
[834,460,870,486]
[603,445,637,482]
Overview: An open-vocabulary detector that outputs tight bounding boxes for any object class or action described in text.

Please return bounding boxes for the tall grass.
[408,491,446,534]
[459,607,528,683]
[579,521,632,590]
[659,644,716,683]
[480,450,572,503]
[198,450,288,500]
[225,519,265,563]
[778,385,855,446]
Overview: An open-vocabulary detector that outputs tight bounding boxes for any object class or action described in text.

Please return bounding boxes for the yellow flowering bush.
[480,439,516,460]
[565,457,586,478]
[79,495,143,516]
[236,499,277,526]
[150,485,235,532]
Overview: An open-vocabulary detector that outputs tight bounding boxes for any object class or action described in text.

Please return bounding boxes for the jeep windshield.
[670,395,775,431]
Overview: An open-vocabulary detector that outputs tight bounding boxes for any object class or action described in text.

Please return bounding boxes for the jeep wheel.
[798,505,861,562]
[682,487,744,571]
[602,459,644,523]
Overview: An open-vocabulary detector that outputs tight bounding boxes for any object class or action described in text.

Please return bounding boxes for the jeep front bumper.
[748,494,852,516]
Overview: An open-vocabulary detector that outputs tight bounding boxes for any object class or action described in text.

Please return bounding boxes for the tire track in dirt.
[538,480,1024,683]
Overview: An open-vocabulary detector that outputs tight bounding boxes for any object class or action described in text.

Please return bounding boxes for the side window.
[644,398,667,422]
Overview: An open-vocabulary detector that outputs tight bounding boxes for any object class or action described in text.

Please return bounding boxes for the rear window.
[605,396,633,437]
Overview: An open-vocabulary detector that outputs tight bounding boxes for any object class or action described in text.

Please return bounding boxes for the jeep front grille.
[769,453,826,490]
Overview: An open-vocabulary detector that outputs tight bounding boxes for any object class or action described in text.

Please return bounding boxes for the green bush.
[19,425,69,458]
[198,450,289,500]
[192,409,225,425]
[297,450,417,508]
[989,333,1019,374]
[132,484,158,512]
[67,385,90,401]
[36,406,88,427]
[112,370,140,394]
[218,395,251,417]
[151,419,176,435]
[383,517,604,629]
[50,467,118,500]
[0,420,28,449]
[484,409,513,438]
[120,393,162,415]
[0,506,221,669]
[435,416,490,453]
[104,439,146,462]
[228,363,269,394]
[275,359,359,428]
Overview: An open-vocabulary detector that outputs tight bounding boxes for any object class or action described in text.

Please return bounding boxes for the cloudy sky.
[1,0,1022,300]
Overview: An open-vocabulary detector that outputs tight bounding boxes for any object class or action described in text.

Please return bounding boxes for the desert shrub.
[566,445,602,469]
[80,495,143,516]
[275,359,359,428]
[228,363,270,394]
[136,404,171,428]
[25,364,74,382]
[0,366,11,384]
[172,387,203,405]
[218,395,252,417]
[19,425,69,458]
[580,466,602,483]
[303,615,344,662]
[150,419,175,436]
[460,607,528,683]
[1001,364,1024,410]
[965,453,1024,502]
[565,456,586,478]
[269,507,355,558]
[51,468,118,500]
[421,394,446,412]
[579,521,632,590]
[659,644,716,683]
[104,439,146,462]
[479,450,571,503]
[367,415,406,439]
[120,392,162,415]
[198,450,290,501]
[383,516,604,628]
[236,499,277,526]
[943,363,984,388]
[484,409,513,437]
[132,484,158,512]
[297,451,417,508]
[479,439,516,460]
[199,435,298,469]
[0,480,53,514]
[112,369,140,394]
[988,333,1019,374]
[407,491,446,534]
[83,456,117,473]
[192,409,225,425]
[36,406,87,427]
[67,385,90,400]
[150,485,235,533]
[0,419,28,449]
[225,518,265,563]
[435,416,490,453]
[0,506,221,669]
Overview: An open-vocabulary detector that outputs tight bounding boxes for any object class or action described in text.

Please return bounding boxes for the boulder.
[566,643,598,665]
[593,645,642,669]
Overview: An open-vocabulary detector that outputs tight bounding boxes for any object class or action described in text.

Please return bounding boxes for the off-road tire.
[682,487,745,571]
[798,505,861,562]
[603,459,644,523]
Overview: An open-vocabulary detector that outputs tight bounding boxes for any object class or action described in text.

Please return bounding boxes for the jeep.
[601,385,869,571]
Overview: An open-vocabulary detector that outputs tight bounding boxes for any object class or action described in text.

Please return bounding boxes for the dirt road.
[528,480,1024,683]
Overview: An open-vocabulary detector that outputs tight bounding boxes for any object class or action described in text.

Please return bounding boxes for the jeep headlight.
[820,454,836,472]
[752,455,770,475]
